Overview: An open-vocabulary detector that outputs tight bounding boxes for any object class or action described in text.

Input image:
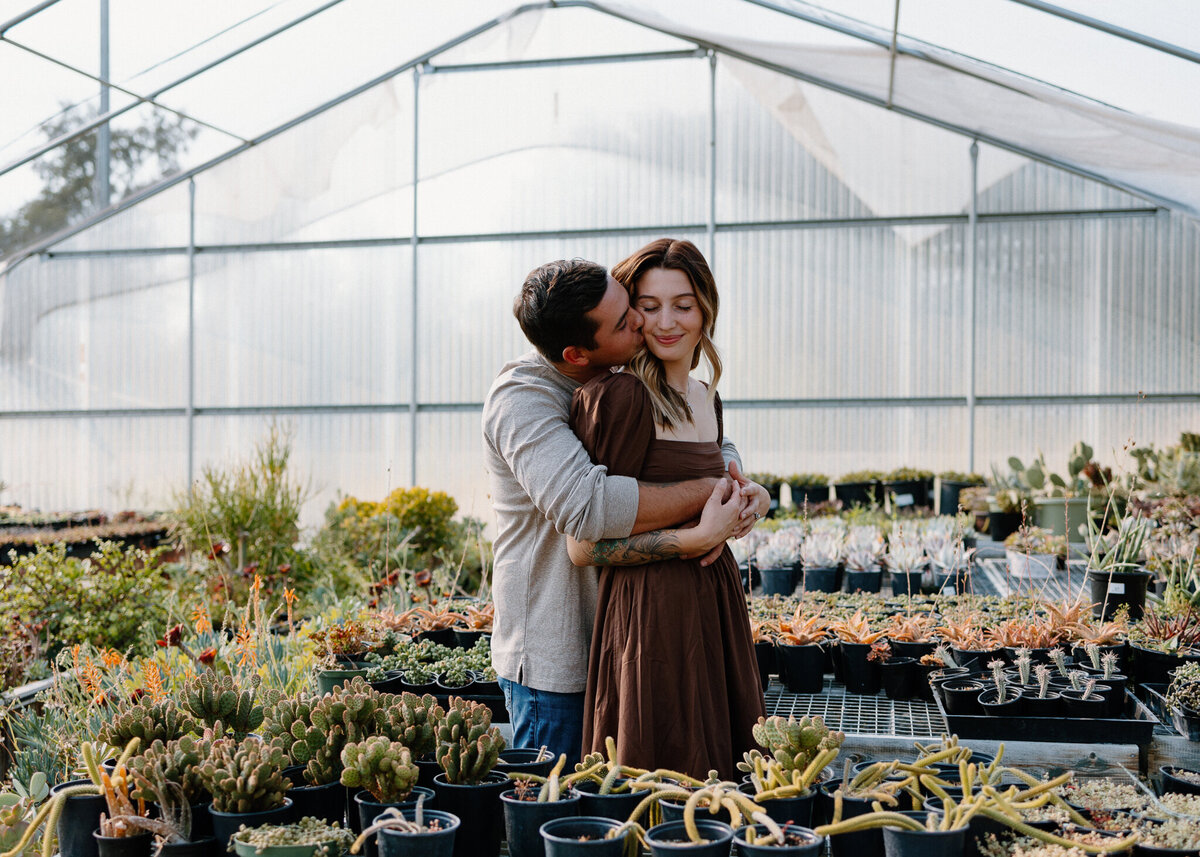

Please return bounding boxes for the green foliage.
[262,691,341,787]
[375,692,443,760]
[169,423,310,601]
[99,698,196,748]
[883,468,934,482]
[340,737,418,803]
[435,697,504,784]
[180,671,264,737]
[938,471,985,484]
[127,735,211,805]
[838,470,883,483]
[0,541,172,659]
[197,736,290,814]
[786,473,829,487]
[0,105,197,258]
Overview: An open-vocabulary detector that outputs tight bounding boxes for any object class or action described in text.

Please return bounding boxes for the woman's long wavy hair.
[611,238,723,431]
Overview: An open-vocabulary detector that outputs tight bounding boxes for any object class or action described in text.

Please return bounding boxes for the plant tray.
[932,687,1158,747]
[1138,683,1200,741]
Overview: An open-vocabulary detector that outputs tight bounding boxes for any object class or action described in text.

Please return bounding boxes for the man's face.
[579,275,644,369]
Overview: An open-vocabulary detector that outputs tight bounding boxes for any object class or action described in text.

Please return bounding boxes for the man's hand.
[727,460,771,540]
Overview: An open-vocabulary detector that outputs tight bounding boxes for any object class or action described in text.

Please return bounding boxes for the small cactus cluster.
[435,697,505,785]
[364,637,492,685]
[233,817,355,851]
[127,735,211,804]
[181,671,265,737]
[746,715,845,777]
[375,692,443,759]
[197,737,290,814]
[340,737,419,803]
[99,698,197,749]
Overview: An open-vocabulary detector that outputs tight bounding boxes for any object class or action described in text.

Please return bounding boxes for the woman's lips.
[654,335,682,345]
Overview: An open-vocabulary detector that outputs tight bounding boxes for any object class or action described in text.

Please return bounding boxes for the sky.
[2,0,1198,221]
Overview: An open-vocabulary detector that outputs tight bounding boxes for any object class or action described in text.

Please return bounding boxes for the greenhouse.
[1,2,1200,856]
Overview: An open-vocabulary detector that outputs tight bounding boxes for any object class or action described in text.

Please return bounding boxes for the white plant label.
[894,493,914,507]
[1108,582,1126,594]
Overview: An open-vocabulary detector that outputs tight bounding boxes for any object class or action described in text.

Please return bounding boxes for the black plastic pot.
[51,780,107,857]
[939,680,985,715]
[760,566,797,597]
[880,657,919,700]
[819,783,883,857]
[156,840,218,857]
[950,647,997,672]
[288,779,345,827]
[539,817,629,856]
[645,819,733,856]
[939,480,982,516]
[1061,689,1110,718]
[368,670,407,695]
[915,662,940,701]
[501,788,581,857]
[988,510,1023,542]
[93,831,152,857]
[1160,766,1200,796]
[1021,692,1062,717]
[355,788,437,856]
[754,640,777,690]
[839,642,881,695]
[890,640,936,662]
[415,755,443,789]
[802,566,840,594]
[978,687,1024,716]
[890,570,925,597]
[834,481,880,509]
[436,673,476,695]
[884,479,932,510]
[843,569,883,594]
[881,813,967,857]
[209,798,293,850]
[415,628,457,647]
[737,783,816,827]
[777,643,826,694]
[1132,644,1200,687]
[734,823,823,856]
[1131,831,1200,857]
[790,484,830,509]
[496,748,557,779]
[453,629,489,649]
[1088,568,1154,621]
[316,665,369,695]
[572,780,644,822]
[933,567,972,595]
[400,675,439,696]
[377,809,460,857]
[432,772,510,857]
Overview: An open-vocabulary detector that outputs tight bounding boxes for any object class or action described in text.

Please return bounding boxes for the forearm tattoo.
[586,530,684,566]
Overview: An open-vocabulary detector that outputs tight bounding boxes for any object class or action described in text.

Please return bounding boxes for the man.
[482,258,764,760]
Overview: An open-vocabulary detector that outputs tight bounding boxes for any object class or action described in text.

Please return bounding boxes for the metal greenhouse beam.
[1009,0,1200,66]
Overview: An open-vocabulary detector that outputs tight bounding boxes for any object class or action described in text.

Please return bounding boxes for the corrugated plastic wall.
[1,52,1198,527]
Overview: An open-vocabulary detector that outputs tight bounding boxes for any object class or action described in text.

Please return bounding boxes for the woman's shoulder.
[575,369,647,404]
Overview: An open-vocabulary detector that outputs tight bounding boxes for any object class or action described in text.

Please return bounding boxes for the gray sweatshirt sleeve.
[721,435,742,473]
[483,378,638,543]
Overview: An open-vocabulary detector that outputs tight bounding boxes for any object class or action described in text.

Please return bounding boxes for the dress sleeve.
[569,373,654,479]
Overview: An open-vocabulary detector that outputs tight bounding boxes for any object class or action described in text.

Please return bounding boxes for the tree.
[0,106,197,258]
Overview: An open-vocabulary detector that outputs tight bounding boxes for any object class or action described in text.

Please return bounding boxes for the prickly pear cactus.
[340,737,418,803]
[181,671,265,737]
[128,735,211,803]
[435,697,505,784]
[100,698,197,748]
[376,692,443,760]
[197,736,290,814]
[748,715,845,776]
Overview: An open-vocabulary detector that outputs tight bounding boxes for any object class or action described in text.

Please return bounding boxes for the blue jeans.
[499,677,584,763]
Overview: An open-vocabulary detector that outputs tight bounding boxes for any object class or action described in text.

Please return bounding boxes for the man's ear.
[561,345,590,368]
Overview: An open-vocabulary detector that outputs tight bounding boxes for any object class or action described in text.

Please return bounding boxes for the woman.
[566,238,767,779]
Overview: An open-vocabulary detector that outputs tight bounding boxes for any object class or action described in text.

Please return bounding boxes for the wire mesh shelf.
[764,676,948,737]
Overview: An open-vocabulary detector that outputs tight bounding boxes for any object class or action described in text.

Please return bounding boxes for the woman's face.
[634,267,702,366]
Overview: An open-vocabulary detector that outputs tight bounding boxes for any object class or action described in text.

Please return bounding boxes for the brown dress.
[570,372,765,780]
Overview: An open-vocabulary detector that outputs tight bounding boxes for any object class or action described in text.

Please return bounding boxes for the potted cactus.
[800,530,843,594]
[351,801,461,857]
[935,471,985,517]
[99,699,198,750]
[887,531,929,597]
[125,735,217,852]
[737,715,843,828]
[180,672,265,739]
[842,525,884,594]
[786,473,830,509]
[231,817,355,857]
[1004,525,1062,579]
[197,737,293,847]
[340,737,423,853]
[499,755,584,857]
[832,470,882,510]
[882,467,934,511]
[774,607,830,695]
[755,528,801,597]
[431,697,508,857]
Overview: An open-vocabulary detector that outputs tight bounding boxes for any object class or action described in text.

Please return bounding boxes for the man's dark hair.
[513,259,610,362]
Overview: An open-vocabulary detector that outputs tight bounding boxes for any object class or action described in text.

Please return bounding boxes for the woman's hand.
[728,460,770,539]
[682,477,747,556]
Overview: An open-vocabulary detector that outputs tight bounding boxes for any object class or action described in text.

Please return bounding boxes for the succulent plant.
[99,699,198,749]
[127,735,211,804]
[181,671,264,737]
[376,692,443,759]
[233,816,354,852]
[435,697,505,785]
[197,737,290,814]
[340,737,419,803]
[744,715,845,780]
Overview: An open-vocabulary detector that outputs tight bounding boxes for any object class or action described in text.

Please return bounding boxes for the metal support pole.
[409,68,421,486]
[967,140,979,472]
[95,0,110,210]
[886,0,900,108]
[186,178,196,493]
[707,51,717,261]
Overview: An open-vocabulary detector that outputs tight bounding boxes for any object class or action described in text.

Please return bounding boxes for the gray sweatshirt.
[482,350,740,694]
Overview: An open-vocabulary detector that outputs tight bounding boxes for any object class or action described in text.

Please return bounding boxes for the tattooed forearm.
[585,531,684,566]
